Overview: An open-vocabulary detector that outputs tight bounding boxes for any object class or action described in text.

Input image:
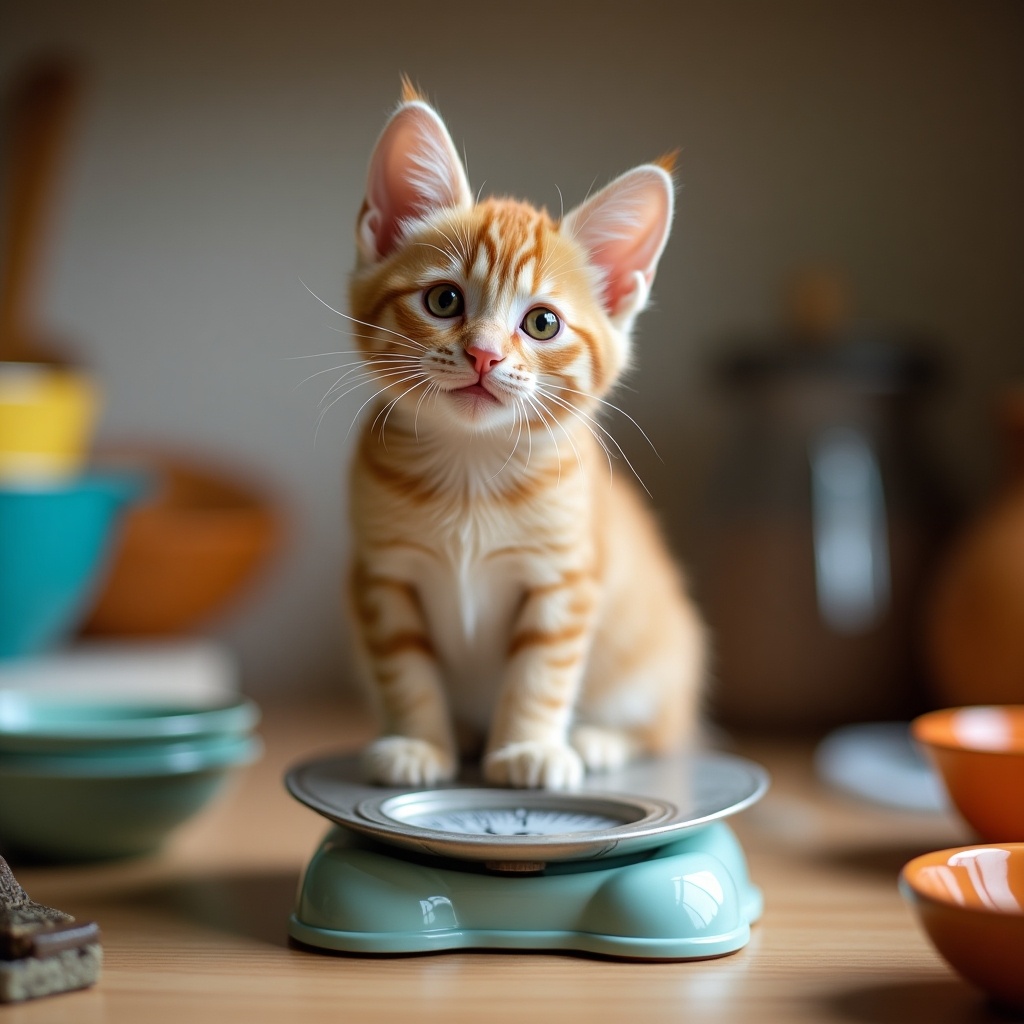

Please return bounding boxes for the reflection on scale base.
[289,822,762,960]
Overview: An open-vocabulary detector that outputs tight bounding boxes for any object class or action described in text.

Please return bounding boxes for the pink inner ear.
[596,207,667,313]
[363,103,470,260]
[564,167,673,318]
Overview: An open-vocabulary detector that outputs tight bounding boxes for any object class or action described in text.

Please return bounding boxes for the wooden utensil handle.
[0,59,82,361]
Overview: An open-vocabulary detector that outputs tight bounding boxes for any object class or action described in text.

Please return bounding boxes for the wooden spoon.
[0,57,83,365]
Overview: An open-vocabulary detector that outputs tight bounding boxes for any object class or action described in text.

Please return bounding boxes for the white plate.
[815,721,947,812]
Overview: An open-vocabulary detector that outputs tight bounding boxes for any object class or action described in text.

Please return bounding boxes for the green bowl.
[0,733,261,862]
[0,692,260,754]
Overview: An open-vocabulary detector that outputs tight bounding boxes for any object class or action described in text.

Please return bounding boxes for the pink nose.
[465,345,504,375]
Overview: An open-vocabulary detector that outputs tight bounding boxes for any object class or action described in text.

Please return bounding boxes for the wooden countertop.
[1,701,1006,1023]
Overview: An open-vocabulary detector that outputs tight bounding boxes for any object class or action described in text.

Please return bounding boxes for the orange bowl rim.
[900,842,1024,916]
[910,705,1024,756]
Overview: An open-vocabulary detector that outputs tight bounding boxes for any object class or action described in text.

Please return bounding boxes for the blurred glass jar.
[700,306,950,734]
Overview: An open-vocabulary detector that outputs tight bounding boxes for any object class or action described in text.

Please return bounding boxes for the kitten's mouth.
[453,383,501,404]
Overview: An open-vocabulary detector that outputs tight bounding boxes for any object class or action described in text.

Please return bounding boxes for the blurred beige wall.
[2,0,1022,695]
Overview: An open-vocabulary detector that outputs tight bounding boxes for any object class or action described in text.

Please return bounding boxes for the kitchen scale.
[288,749,770,962]
[286,751,769,960]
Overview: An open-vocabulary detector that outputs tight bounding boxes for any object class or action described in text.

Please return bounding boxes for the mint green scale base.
[289,822,762,960]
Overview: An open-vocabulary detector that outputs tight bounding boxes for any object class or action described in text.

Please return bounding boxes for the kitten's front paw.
[362,736,456,787]
[483,741,584,790]
[570,725,637,773]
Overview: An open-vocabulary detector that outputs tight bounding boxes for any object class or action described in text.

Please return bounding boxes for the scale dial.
[399,807,624,836]
[286,752,769,870]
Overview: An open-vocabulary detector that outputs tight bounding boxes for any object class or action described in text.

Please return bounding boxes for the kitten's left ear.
[561,163,675,332]
[357,87,472,263]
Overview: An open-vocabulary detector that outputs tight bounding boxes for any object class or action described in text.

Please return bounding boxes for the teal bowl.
[0,692,261,754]
[0,732,262,861]
[0,473,147,659]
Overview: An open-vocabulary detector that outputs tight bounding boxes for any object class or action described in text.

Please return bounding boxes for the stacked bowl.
[0,690,261,861]
[900,705,1024,1011]
[0,362,146,659]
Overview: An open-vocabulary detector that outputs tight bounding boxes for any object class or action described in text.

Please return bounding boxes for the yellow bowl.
[900,844,1024,1010]
[911,706,1024,842]
[0,363,99,481]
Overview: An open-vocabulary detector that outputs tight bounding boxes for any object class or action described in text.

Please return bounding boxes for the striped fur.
[345,87,706,789]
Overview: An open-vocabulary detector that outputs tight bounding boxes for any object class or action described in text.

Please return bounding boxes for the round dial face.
[393,806,626,836]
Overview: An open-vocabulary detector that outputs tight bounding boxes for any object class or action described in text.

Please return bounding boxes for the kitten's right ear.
[357,86,472,263]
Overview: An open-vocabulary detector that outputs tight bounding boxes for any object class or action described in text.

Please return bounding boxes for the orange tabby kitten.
[345,81,706,790]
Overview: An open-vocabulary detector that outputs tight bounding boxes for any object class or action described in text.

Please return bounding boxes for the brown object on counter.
[0,57,83,365]
[926,386,1024,706]
[81,451,282,637]
[0,856,101,1003]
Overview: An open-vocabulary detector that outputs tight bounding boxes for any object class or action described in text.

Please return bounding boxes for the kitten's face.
[346,86,673,440]
[349,198,623,435]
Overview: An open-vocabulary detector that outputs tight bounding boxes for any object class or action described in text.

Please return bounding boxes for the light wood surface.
[1,702,1007,1023]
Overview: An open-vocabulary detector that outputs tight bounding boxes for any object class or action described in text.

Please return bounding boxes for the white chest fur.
[355,432,592,732]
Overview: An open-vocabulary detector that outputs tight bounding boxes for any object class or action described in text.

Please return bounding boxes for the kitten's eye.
[522,307,561,341]
[424,284,464,318]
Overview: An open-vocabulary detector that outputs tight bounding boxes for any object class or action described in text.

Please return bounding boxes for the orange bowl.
[911,706,1024,842]
[80,453,282,637]
[900,844,1024,1009]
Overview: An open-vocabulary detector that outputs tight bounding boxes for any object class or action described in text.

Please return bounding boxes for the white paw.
[570,725,636,773]
[362,736,456,787]
[483,741,584,790]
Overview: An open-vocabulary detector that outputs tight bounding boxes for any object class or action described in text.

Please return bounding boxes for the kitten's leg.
[351,565,457,786]
[483,575,597,790]
[573,596,708,772]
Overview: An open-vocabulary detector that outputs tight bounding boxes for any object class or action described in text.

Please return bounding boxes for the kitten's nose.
[465,345,505,376]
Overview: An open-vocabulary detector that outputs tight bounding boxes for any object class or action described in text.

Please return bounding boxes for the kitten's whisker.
[434,224,471,268]
[318,377,394,416]
[413,381,439,440]
[455,221,475,270]
[548,396,614,484]
[317,371,381,409]
[318,370,409,411]
[519,398,534,470]
[296,360,368,391]
[523,393,565,487]
[285,349,375,361]
[375,377,429,448]
[540,389,643,485]
[318,366,420,412]
[300,279,427,352]
[316,360,416,401]
[566,175,603,238]
[340,371,426,445]
[325,324,425,355]
[537,385,649,495]
[414,241,461,268]
[538,247,577,285]
[536,383,621,450]
[489,401,525,483]
[544,382,661,459]
[534,392,587,484]
[298,355,417,391]
[313,377,372,449]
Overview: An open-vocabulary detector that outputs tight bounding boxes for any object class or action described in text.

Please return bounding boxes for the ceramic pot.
[926,387,1024,706]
